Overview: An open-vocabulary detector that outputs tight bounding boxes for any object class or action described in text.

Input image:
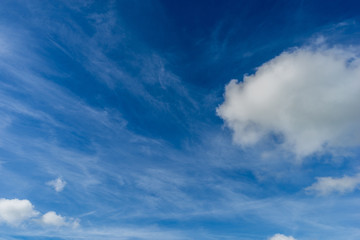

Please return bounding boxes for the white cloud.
[0,198,39,226]
[306,174,360,196]
[41,211,67,227]
[269,233,296,240]
[0,198,79,228]
[217,46,360,157]
[47,177,66,192]
[41,211,80,228]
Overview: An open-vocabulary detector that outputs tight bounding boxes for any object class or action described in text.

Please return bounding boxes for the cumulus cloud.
[41,211,67,226]
[306,174,360,196]
[0,198,79,228]
[41,211,79,228]
[0,198,39,226]
[217,46,360,156]
[47,177,66,192]
[269,233,296,240]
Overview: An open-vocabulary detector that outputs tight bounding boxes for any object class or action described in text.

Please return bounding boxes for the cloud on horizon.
[269,234,296,240]
[217,45,360,157]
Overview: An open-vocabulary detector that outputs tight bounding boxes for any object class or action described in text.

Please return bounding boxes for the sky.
[0,0,360,239]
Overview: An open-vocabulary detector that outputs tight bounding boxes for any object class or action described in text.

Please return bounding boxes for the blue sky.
[1,0,360,239]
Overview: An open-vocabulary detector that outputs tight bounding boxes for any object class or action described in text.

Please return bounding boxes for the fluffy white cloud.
[217,46,360,156]
[0,198,39,225]
[47,177,66,192]
[269,233,296,240]
[306,174,360,196]
[0,198,79,228]
[41,211,67,226]
[41,211,80,228]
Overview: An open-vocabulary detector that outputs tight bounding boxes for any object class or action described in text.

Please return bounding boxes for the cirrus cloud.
[217,45,360,157]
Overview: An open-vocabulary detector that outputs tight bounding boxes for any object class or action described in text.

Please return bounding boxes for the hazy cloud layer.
[306,174,360,196]
[217,46,360,156]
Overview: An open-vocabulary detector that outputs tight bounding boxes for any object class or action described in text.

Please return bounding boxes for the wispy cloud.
[2,226,191,240]
[46,177,67,192]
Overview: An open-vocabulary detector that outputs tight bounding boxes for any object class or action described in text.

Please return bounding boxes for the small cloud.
[41,211,80,228]
[269,233,296,240]
[71,218,80,229]
[305,174,360,196]
[47,177,67,192]
[0,198,39,226]
[41,211,66,227]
